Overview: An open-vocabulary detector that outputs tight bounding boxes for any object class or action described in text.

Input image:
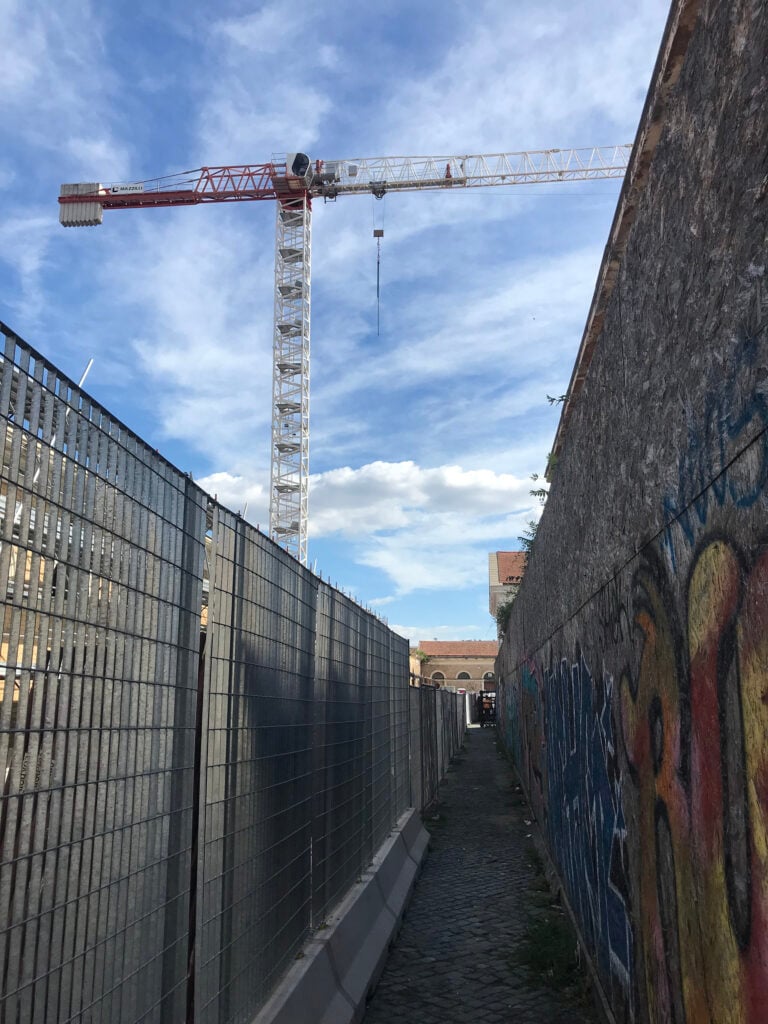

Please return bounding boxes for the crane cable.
[372,196,385,335]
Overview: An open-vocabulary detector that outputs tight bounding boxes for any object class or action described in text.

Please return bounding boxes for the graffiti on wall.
[501,531,768,1023]
[621,540,768,1024]
[501,651,634,1014]
[517,661,546,820]
[662,298,768,572]
[544,652,634,1015]
[500,279,768,1018]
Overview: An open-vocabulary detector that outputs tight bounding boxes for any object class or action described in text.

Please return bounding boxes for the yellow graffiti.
[621,540,768,1024]
[735,548,768,1018]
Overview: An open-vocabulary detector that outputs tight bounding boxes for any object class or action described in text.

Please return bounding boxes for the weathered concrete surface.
[362,728,599,1024]
[497,1,768,1022]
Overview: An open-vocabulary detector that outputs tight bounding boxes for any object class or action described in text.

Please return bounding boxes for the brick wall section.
[496,2,768,1022]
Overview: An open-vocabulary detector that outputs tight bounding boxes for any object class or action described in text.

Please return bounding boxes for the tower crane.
[59,145,632,565]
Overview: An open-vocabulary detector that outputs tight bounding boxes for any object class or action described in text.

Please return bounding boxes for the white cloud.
[97,210,277,464]
[197,89,331,161]
[309,241,605,459]
[198,5,340,158]
[0,211,60,323]
[214,5,308,54]
[0,2,130,182]
[195,471,269,526]
[63,137,132,184]
[191,458,536,596]
[310,461,538,596]
[356,513,531,596]
[390,622,493,645]
[309,461,532,538]
[375,0,667,153]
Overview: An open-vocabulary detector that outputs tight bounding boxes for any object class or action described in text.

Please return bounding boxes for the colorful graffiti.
[661,305,768,572]
[500,532,768,1023]
[501,652,634,1015]
[544,652,634,1015]
[621,540,768,1023]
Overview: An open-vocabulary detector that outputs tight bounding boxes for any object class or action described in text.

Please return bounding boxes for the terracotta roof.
[418,641,500,657]
[496,551,526,585]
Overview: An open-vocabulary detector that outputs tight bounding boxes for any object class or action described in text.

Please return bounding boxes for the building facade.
[417,640,500,692]
[488,551,526,619]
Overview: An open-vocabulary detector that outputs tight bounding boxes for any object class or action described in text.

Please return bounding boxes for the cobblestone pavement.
[362,727,599,1024]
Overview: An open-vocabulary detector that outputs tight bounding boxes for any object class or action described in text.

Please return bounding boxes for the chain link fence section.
[0,325,205,1024]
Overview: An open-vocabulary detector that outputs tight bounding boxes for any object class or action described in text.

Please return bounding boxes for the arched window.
[483,672,495,682]
[431,672,445,682]
[457,672,471,680]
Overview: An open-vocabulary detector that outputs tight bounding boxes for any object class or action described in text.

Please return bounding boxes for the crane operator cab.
[283,153,313,190]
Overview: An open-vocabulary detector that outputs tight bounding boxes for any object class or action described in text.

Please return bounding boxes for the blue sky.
[0,0,669,643]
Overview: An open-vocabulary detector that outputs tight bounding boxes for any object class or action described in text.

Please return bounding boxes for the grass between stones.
[511,858,592,1006]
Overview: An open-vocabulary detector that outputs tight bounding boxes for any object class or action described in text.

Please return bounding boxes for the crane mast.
[271,197,311,563]
[58,144,632,564]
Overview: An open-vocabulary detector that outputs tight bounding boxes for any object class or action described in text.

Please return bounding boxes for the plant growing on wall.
[529,472,549,506]
[496,590,520,636]
[411,647,431,665]
[518,520,539,564]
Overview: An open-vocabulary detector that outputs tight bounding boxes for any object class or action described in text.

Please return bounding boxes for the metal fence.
[0,331,205,1024]
[0,323,416,1024]
[409,685,465,812]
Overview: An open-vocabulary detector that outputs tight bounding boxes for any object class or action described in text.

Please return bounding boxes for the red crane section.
[58,161,312,221]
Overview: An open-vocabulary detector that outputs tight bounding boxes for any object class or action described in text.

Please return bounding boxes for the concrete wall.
[496,2,768,1022]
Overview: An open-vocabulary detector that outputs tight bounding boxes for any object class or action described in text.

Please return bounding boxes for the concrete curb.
[251,808,429,1024]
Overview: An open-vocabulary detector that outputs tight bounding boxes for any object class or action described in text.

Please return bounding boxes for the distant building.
[488,551,526,620]
[417,640,500,692]
[408,649,427,684]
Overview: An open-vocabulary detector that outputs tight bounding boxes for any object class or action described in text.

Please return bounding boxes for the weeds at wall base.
[511,906,592,1005]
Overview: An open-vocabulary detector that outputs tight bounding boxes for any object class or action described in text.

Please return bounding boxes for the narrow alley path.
[363,726,599,1024]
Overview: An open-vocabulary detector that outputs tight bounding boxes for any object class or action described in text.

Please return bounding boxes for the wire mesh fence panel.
[454,692,465,751]
[408,689,422,811]
[441,691,454,768]
[435,690,445,778]
[389,643,410,820]
[0,323,422,1024]
[366,616,391,860]
[0,327,204,1024]
[311,588,409,924]
[438,692,448,765]
[419,687,437,811]
[196,509,316,1024]
[312,587,370,924]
